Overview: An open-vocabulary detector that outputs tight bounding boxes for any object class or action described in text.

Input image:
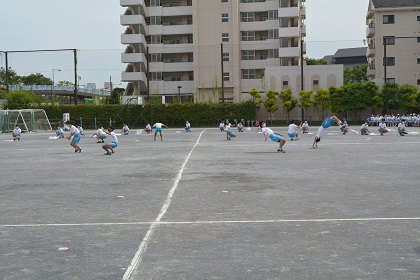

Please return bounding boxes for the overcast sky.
[0,0,369,88]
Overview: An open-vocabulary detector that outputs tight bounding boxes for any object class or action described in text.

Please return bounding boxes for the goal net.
[0,109,52,133]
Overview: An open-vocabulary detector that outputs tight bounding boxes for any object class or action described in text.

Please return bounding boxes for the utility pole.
[73,49,78,105]
[300,38,304,122]
[221,43,224,104]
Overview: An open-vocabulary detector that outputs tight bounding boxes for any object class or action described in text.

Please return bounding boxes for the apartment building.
[120,0,308,103]
[366,0,420,89]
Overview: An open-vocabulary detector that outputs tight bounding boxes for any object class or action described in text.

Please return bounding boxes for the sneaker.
[96,141,102,143]
[78,148,83,153]
[104,152,111,155]
[111,151,115,155]
[75,149,78,153]
[277,149,285,153]
[101,140,105,143]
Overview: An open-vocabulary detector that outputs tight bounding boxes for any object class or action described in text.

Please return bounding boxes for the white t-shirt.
[262,127,274,136]
[154,123,163,129]
[225,123,231,131]
[123,125,129,131]
[398,123,405,130]
[219,122,224,128]
[96,128,106,136]
[186,122,190,128]
[109,131,118,143]
[302,122,309,128]
[146,124,151,130]
[69,125,80,134]
[13,127,21,134]
[288,124,298,134]
[361,124,368,130]
[379,122,387,129]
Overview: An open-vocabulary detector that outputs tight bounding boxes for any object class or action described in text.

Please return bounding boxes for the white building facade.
[120,0,311,101]
[366,0,420,90]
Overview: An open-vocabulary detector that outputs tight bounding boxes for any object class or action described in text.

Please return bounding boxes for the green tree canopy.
[314,88,330,118]
[248,88,263,105]
[20,73,52,85]
[382,82,400,112]
[0,67,21,86]
[343,65,368,84]
[3,90,43,109]
[109,87,125,105]
[398,84,419,113]
[263,89,279,120]
[306,58,327,65]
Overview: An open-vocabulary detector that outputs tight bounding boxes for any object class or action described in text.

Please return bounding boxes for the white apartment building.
[366,0,420,89]
[120,0,311,103]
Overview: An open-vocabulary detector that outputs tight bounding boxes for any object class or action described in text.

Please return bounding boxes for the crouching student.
[102,126,118,155]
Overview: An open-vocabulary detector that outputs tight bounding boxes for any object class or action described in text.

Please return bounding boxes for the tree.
[329,86,346,114]
[382,82,400,113]
[314,88,330,119]
[0,67,21,86]
[341,82,377,119]
[343,65,368,84]
[305,58,327,65]
[399,84,419,113]
[20,73,52,85]
[263,89,279,122]
[109,87,125,104]
[3,90,42,109]
[57,80,73,86]
[298,90,314,120]
[278,88,299,122]
[248,88,263,105]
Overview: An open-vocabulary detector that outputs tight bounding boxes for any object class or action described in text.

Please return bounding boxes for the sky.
[0,0,369,89]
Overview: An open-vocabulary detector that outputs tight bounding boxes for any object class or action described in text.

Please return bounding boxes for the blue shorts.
[98,135,106,140]
[109,142,118,148]
[378,128,386,133]
[124,130,129,135]
[288,132,297,138]
[227,130,235,137]
[72,133,81,144]
[57,132,64,137]
[155,127,162,133]
[269,133,281,142]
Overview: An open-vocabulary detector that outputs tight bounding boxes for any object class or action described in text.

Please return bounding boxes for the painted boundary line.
[1,217,419,228]
[122,129,206,280]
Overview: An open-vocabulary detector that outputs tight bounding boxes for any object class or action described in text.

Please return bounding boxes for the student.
[224,120,236,140]
[237,122,244,132]
[77,126,86,137]
[398,119,408,136]
[340,118,349,135]
[12,125,22,140]
[122,124,130,135]
[378,118,388,136]
[259,121,286,153]
[65,121,83,153]
[153,122,168,141]
[219,121,225,132]
[312,116,341,148]
[56,126,64,138]
[302,120,309,133]
[360,122,370,135]
[90,125,107,143]
[185,121,191,132]
[144,123,152,134]
[288,120,302,140]
[102,126,118,155]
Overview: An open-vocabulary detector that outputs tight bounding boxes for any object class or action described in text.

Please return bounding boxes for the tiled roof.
[371,0,420,8]
[333,47,367,58]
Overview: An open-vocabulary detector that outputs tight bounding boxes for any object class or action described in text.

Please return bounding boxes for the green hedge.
[36,102,257,129]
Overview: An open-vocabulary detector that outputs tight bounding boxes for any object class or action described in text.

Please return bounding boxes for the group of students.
[367,114,420,127]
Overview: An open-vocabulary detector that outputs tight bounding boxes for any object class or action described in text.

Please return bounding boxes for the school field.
[0,126,419,280]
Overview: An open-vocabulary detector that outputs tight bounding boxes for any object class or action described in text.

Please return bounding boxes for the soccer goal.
[0,109,52,133]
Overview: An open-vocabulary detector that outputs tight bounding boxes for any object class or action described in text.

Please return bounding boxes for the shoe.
[277,149,285,153]
[101,140,104,143]
[290,138,294,141]
[295,138,299,141]
[111,151,115,155]
[78,148,83,153]
[104,152,111,155]
[96,141,102,143]
[75,149,78,153]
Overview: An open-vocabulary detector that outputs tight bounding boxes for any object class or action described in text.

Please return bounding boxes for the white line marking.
[1,217,418,228]
[122,129,206,280]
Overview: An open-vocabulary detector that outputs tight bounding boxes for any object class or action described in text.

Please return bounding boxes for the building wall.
[366,2,420,89]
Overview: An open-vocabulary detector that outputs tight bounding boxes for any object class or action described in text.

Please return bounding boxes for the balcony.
[366,26,375,38]
[367,68,375,78]
[120,14,146,26]
[240,2,269,12]
[278,47,300,57]
[121,33,147,45]
[300,25,306,37]
[149,81,194,96]
[121,53,147,64]
[149,62,193,72]
[278,27,299,38]
[278,7,299,18]
[121,71,147,82]
[367,48,375,58]
[300,5,306,19]
[149,43,193,54]
[120,0,144,6]
[366,10,374,19]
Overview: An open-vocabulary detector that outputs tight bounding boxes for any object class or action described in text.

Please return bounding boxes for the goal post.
[0,109,52,133]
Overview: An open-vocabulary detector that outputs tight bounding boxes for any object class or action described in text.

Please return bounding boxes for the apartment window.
[384,36,395,45]
[313,80,319,85]
[223,72,230,81]
[242,69,256,79]
[151,35,161,44]
[384,57,395,66]
[241,31,255,41]
[222,0,228,2]
[168,2,180,7]
[268,10,278,20]
[268,49,278,58]
[417,58,420,64]
[383,15,394,24]
[418,79,420,85]
[268,29,278,39]
[417,37,420,43]
[385,78,395,83]
[171,76,182,81]
[418,16,420,21]
[150,54,162,62]
[150,0,160,6]
[151,72,162,80]
[188,54,193,62]
[188,36,193,43]
[222,13,229,22]
[242,50,255,60]
[241,12,254,22]
[222,33,229,42]
[283,81,288,86]
[223,52,229,62]
[150,16,161,25]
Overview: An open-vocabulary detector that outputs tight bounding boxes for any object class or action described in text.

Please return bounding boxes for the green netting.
[0,109,52,132]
